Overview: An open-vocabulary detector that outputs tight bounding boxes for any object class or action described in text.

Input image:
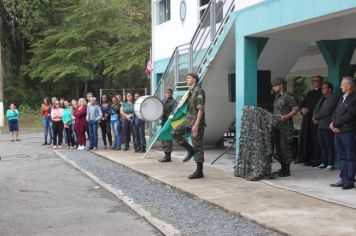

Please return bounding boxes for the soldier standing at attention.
[173,72,206,179]
[271,77,299,177]
[159,88,177,162]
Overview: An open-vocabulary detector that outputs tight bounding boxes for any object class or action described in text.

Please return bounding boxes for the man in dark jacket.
[330,76,356,190]
[313,82,339,170]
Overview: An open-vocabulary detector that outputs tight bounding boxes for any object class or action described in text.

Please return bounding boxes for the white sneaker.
[315,164,326,169]
[77,145,83,150]
[325,165,334,171]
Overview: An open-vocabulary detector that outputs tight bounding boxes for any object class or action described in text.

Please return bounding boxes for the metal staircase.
[149,0,235,145]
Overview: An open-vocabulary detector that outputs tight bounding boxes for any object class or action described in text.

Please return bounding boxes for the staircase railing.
[150,0,235,143]
[154,0,235,100]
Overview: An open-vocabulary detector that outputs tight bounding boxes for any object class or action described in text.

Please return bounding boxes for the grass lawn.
[1,111,42,134]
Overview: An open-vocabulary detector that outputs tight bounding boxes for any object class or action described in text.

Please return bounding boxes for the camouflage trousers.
[161,140,173,153]
[172,123,205,163]
[272,128,294,165]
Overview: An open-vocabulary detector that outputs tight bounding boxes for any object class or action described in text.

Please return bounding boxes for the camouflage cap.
[271,77,285,86]
[165,88,173,93]
[187,72,199,80]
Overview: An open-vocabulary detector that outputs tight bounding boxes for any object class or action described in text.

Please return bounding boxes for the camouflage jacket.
[161,97,177,126]
[272,92,298,130]
[185,84,206,128]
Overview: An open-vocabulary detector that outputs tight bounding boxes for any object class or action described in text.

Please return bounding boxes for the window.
[199,0,210,19]
[157,0,171,24]
[200,0,210,6]
[199,0,223,27]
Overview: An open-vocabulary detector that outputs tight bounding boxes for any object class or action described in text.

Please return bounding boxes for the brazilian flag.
[144,90,190,158]
[157,100,189,141]
[158,90,190,141]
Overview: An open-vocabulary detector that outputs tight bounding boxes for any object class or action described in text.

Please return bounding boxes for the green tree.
[26,0,151,97]
[1,0,151,106]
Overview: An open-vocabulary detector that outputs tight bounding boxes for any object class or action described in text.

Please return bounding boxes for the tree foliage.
[0,0,151,106]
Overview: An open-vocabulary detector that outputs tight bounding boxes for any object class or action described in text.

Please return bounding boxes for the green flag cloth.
[143,90,191,159]
[157,101,189,141]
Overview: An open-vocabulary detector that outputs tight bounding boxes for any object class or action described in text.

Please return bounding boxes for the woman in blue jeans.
[110,97,122,150]
[41,97,52,145]
[86,97,102,150]
[120,93,135,151]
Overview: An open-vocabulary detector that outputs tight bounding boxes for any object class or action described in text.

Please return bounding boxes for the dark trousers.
[122,119,133,149]
[52,121,64,146]
[100,119,112,146]
[65,125,76,147]
[335,131,356,185]
[298,116,320,164]
[317,128,335,166]
[132,121,146,150]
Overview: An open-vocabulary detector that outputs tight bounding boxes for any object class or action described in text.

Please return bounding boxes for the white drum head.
[134,96,163,122]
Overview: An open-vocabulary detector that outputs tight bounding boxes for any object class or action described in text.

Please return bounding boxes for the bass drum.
[134,95,163,122]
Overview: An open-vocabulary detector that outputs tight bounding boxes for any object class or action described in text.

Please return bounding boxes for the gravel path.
[58,148,280,236]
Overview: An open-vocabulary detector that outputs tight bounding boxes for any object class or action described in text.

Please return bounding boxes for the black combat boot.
[276,164,284,176]
[188,163,204,179]
[159,152,172,162]
[181,142,195,162]
[278,164,291,177]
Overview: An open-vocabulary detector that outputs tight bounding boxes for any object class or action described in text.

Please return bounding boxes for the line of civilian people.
[297,76,356,190]
[40,92,146,152]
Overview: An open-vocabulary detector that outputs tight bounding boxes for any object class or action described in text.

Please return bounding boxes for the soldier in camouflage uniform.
[172,72,206,179]
[271,77,299,177]
[159,88,177,162]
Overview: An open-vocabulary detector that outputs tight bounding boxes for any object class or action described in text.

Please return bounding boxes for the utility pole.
[0,41,4,128]
[0,41,3,102]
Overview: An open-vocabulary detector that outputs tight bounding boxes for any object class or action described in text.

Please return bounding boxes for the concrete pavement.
[0,133,160,236]
[93,148,356,236]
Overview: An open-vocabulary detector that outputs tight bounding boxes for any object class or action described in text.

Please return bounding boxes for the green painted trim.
[257,37,269,58]
[153,58,170,74]
[317,39,356,93]
[236,0,356,37]
[152,58,170,93]
[234,0,356,159]
[235,36,269,156]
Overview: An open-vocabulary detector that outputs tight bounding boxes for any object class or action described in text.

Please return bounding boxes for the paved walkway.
[93,148,356,236]
[0,133,159,236]
[155,146,356,208]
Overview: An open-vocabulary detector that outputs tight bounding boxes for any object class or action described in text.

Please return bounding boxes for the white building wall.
[151,0,265,94]
[152,0,265,63]
[152,0,200,62]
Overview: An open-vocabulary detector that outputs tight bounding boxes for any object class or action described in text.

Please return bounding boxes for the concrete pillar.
[317,39,356,93]
[235,35,268,155]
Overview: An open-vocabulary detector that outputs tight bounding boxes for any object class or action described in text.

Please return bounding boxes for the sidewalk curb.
[54,150,181,236]
[92,150,288,236]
